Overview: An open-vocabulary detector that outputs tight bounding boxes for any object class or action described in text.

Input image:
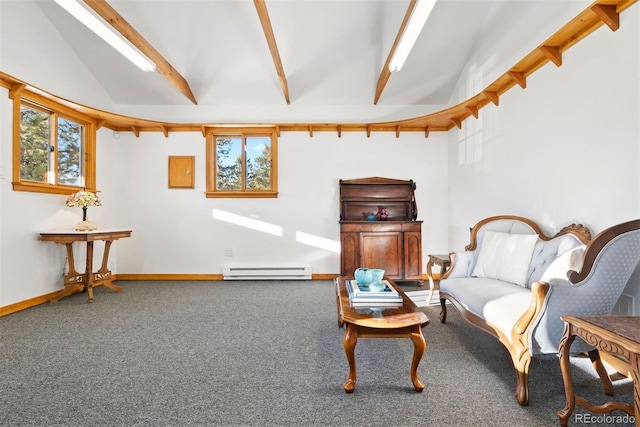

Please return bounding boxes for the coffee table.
[335,276,430,393]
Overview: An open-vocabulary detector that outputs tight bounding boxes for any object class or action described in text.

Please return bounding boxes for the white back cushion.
[472,231,539,286]
[539,245,585,285]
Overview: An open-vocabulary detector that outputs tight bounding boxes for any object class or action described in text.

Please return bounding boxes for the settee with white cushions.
[439,215,640,406]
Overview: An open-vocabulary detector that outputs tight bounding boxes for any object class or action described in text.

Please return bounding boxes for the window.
[206,128,278,198]
[13,96,96,195]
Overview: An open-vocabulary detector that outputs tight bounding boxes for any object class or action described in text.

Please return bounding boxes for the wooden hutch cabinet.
[339,177,423,283]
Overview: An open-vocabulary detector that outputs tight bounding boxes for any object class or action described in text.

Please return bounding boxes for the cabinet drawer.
[341,222,403,233]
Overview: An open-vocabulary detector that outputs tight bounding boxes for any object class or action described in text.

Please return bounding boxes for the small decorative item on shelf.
[66,190,101,231]
[364,212,377,222]
[376,206,388,221]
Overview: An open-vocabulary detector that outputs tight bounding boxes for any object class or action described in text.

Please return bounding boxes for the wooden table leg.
[50,243,86,303]
[94,240,122,293]
[632,353,640,427]
[85,241,95,303]
[410,325,426,392]
[558,322,577,427]
[343,323,358,393]
[588,349,614,396]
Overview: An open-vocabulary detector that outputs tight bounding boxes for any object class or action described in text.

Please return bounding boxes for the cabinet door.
[168,156,195,188]
[403,231,423,280]
[360,232,403,279]
[340,232,359,276]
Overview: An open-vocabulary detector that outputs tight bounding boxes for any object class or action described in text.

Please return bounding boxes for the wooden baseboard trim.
[114,273,225,281]
[1,272,428,316]
[0,291,59,317]
[114,273,342,281]
[312,274,340,280]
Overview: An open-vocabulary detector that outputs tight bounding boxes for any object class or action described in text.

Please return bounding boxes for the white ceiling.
[33,0,590,122]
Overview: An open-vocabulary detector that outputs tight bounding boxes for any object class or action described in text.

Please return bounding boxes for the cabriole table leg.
[343,323,358,393]
[410,325,426,392]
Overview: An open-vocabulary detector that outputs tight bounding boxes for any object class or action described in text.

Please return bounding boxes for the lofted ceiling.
[14,0,636,133]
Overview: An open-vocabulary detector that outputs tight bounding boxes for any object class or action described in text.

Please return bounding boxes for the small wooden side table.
[558,315,639,427]
[40,229,132,303]
[425,254,451,303]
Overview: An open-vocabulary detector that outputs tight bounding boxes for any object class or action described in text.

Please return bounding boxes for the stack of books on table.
[347,280,403,308]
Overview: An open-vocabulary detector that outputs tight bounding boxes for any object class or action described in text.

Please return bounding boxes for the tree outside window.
[206,129,277,198]
[19,105,50,183]
[13,97,95,195]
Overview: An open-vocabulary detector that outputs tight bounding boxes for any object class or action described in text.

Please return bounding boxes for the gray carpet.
[0,280,634,427]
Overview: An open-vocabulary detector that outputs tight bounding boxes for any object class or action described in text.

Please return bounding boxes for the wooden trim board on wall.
[0,273,435,316]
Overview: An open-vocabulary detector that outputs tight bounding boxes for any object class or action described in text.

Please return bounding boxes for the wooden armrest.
[513,281,550,336]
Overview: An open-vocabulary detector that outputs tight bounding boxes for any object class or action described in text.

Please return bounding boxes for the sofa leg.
[515,369,530,406]
[512,349,531,406]
[439,299,447,323]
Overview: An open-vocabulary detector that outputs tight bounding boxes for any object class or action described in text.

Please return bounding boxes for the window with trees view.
[206,129,278,198]
[13,97,96,195]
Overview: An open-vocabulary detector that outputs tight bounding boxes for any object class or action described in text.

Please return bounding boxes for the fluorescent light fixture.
[389,0,437,72]
[53,0,156,72]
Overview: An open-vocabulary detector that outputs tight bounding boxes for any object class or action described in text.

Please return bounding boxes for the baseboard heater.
[223,266,312,280]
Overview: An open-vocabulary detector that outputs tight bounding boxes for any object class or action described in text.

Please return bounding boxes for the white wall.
[1,1,638,311]
[0,0,115,110]
[0,0,449,307]
[0,1,119,307]
[447,6,640,310]
[113,130,448,275]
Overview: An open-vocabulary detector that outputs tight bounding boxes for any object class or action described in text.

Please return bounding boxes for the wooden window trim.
[205,127,278,198]
[12,92,97,195]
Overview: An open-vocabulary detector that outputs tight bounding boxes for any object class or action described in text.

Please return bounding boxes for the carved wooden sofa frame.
[439,216,640,406]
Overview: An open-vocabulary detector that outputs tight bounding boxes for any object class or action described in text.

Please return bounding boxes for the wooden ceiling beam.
[373,0,417,105]
[254,0,291,105]
[3,0,635,136]
[82,0,197,105]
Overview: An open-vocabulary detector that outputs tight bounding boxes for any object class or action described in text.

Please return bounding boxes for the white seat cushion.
[440,277,532,341]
